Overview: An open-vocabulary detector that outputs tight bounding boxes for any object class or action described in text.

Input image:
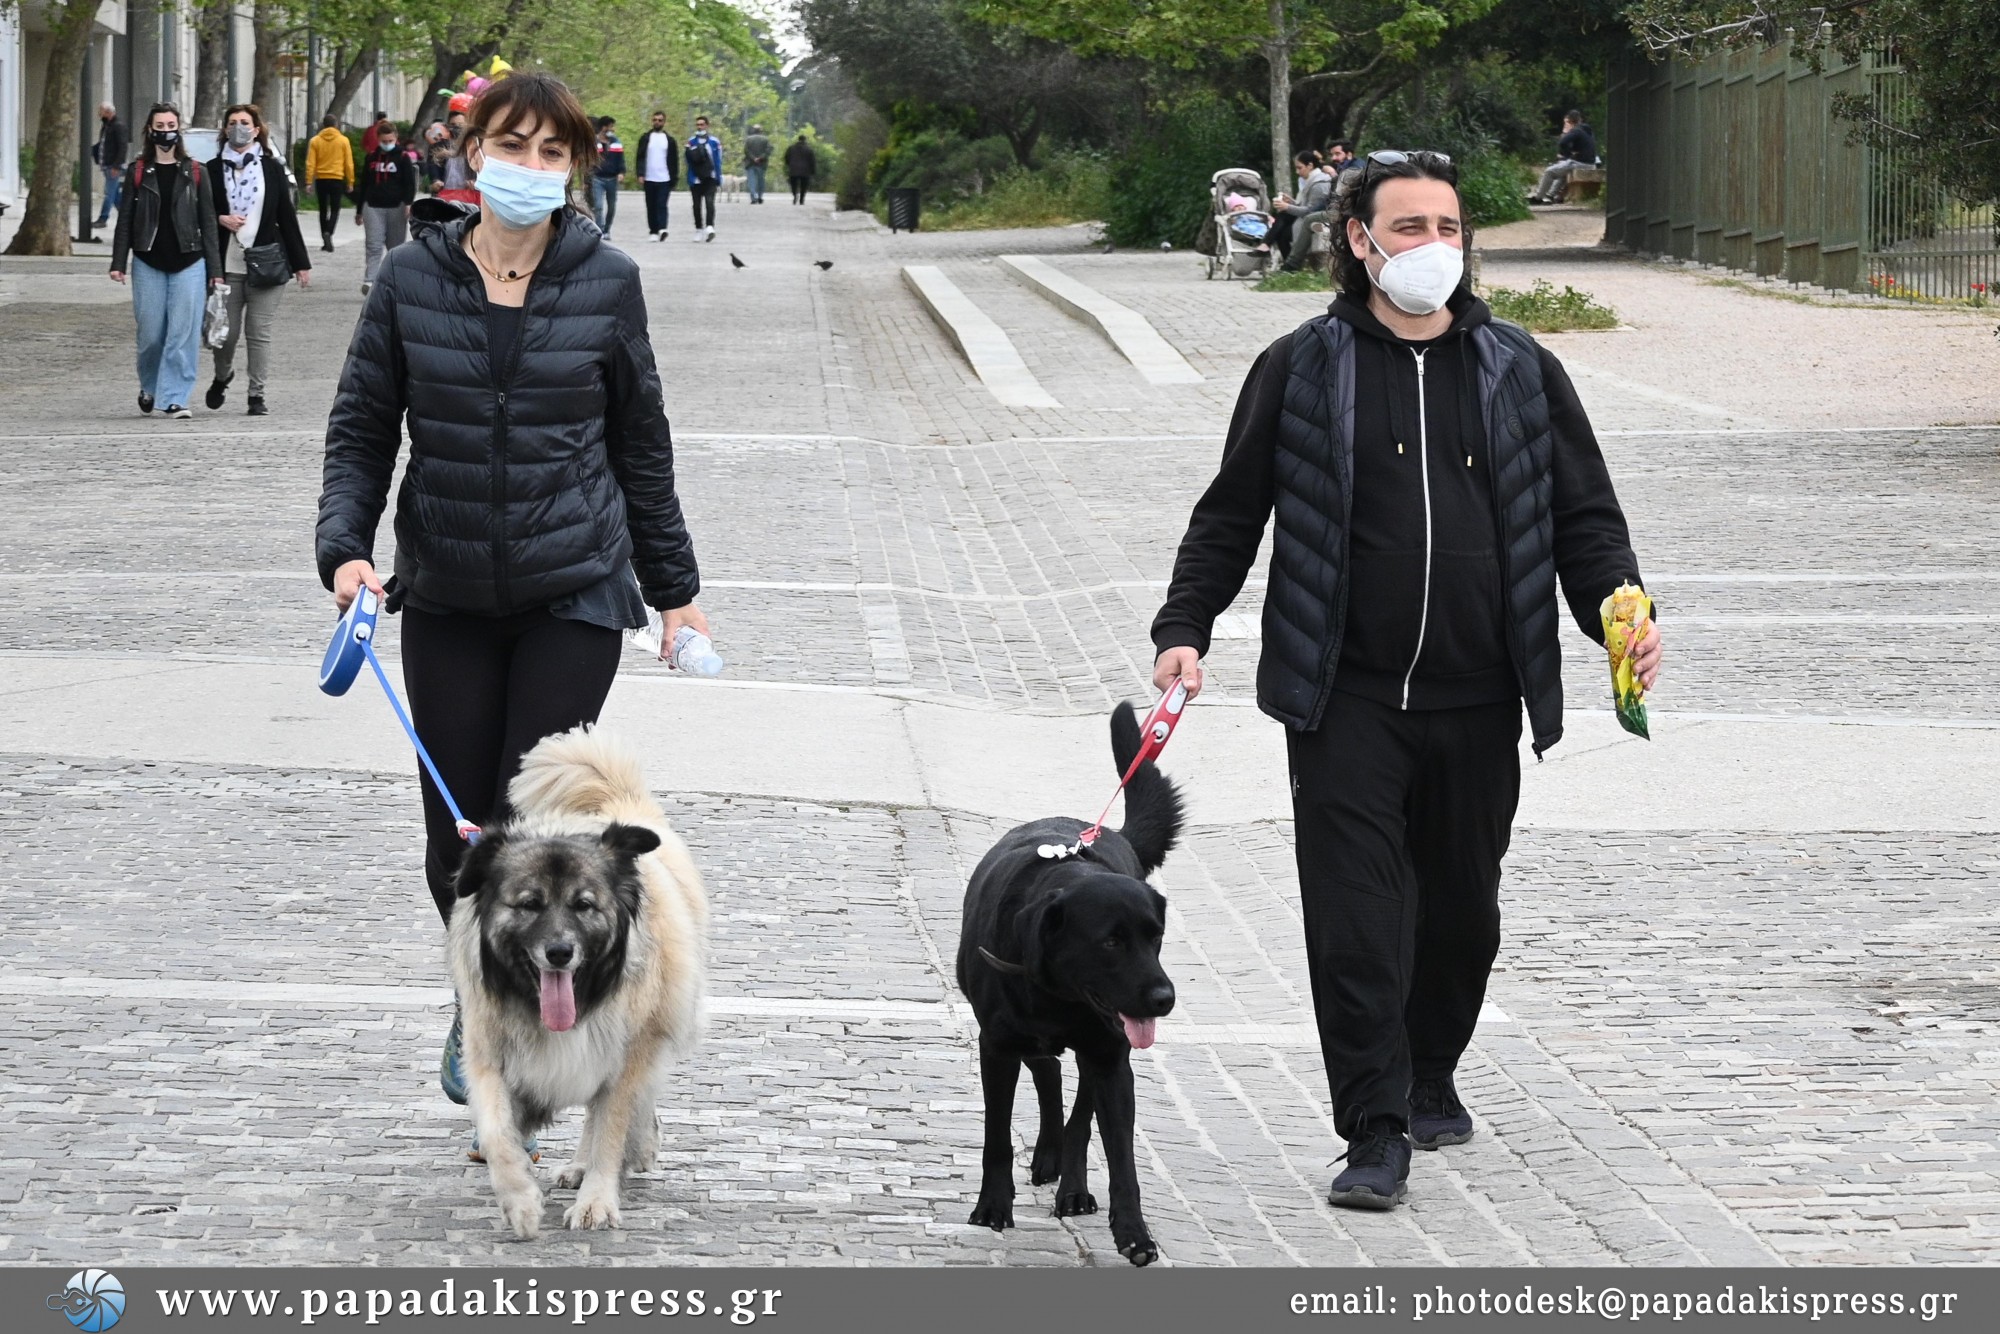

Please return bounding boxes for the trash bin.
[886,187,921,234]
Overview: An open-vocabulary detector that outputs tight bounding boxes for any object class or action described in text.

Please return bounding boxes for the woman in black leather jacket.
[315,73,710,1118]
[109,103,222,419]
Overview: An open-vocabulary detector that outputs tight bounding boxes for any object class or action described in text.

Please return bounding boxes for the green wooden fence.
[1605,44,1996,302]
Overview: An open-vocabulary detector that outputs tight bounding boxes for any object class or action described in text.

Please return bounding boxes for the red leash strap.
[1077,680,1190,847]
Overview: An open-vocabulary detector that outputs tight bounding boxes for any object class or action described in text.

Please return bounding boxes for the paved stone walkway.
[1,190,1996,1266]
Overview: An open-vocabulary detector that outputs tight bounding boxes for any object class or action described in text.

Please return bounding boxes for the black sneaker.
[1410,1076,1474,1149]
[1328,1130,1411,1210]
[163,405,192,420]
[137,391,154,415]
[205,373,232,411]
[246,396,268,416]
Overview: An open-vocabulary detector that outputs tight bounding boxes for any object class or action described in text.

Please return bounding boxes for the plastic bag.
[203,283,231,350]
[1600,582,1653,739]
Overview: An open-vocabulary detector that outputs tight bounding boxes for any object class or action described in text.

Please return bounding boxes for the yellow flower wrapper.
[1600,583,1652,740]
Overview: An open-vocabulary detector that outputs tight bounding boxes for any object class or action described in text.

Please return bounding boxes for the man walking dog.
[1151,151,1660,1210]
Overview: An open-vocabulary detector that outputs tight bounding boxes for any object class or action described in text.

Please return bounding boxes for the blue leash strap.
[360,640,482,844]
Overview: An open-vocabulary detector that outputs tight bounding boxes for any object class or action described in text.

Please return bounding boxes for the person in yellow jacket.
[304,114,356,252]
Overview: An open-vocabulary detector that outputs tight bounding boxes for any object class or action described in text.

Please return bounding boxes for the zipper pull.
[1397,441,1405,455]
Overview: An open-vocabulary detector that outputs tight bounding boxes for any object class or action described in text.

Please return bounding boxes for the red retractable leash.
[1041,679,1191,860]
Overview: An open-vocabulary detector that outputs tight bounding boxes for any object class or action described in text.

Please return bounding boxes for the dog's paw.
[496,1184,544,1240]
[564,1185,622,1231]
[554,1162,588,1190]
[1053,1188,1098,1217]
[968,1194,1014,1232]
[1029,1141,1061,1186]
[1112,1214,1158,1267]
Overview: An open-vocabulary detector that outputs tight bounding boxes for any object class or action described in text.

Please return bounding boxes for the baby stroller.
[1199,168,1277,281]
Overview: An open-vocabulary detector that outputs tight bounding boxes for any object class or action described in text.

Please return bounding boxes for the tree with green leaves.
[802,0,1121,169]
[1622,0,2000,203]
[972,0,1501,183]
[3,0,103,257]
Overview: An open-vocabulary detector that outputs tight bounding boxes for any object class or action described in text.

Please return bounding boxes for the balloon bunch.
[437,55,515,114]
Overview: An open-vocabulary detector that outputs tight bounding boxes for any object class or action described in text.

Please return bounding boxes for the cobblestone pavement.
[1,193,1996,1266]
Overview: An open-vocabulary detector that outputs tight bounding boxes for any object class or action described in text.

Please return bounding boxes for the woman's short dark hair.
[145,102,190,163]
[1330,151,1469,303]
[463,72,599,189]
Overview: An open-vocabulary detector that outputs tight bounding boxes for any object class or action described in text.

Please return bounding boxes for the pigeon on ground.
[1102,244,1114,255]
[729,253,746,269]
[1159,241,1172,252]
[814,260,833,270]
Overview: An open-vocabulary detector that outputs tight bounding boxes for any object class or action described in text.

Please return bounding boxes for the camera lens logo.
[46,1270,125,1332]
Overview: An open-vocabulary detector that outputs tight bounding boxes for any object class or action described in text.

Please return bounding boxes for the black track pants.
[1286,691,1522,1141]
[400,606,624,924]
[688,180,717,229]
[315,180,346,241]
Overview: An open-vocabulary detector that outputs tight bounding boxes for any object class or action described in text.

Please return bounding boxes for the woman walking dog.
[109,102,223,420]
[316,72,711,1140]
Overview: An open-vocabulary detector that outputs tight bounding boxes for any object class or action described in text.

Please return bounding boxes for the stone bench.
[1563,166,1607,203]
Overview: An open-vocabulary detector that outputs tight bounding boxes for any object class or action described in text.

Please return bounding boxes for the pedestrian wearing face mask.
[109,102,224,421]
[317,74,711,1135]
[356,120,419,294]
[205,103,313,417]
[1150,150,1661,1211]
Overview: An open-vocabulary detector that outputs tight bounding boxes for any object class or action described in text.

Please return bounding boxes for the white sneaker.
[704,226,716,242]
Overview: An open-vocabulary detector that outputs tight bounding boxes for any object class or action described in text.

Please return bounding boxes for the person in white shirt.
[633,110,679,241]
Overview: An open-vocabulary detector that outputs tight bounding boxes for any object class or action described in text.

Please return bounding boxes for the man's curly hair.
[1330,152,1473,304]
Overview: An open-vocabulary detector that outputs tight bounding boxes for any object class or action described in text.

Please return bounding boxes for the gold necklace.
[469,233,540,284]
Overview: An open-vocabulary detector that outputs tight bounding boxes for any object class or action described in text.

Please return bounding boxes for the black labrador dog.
[957,702,1184,1266]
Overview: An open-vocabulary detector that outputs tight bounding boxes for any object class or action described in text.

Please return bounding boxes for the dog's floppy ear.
[1018,889,1067,974]
[600,822,662,860]
[452,830,508,899]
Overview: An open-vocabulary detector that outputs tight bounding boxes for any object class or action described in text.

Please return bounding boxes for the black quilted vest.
[1267,315,1564,753]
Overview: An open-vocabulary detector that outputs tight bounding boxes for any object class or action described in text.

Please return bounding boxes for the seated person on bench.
[1530,111,1598,204]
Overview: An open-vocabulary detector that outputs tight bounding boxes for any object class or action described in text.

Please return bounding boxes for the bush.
[1103,92,1269,249]
[1483,279,1619,331]
[869,129,1017,209]
[832,112,887,211]
[924,148,1111,231]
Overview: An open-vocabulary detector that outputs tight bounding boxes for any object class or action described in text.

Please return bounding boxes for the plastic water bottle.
[626,608,724,676]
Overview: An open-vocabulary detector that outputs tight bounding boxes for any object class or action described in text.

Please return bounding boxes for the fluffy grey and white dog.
[448,726,708,1239]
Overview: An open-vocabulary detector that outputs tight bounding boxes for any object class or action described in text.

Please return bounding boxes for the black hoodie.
[1152,288,1641,711]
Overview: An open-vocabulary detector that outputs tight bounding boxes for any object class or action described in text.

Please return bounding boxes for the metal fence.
[1605,44,1997,302]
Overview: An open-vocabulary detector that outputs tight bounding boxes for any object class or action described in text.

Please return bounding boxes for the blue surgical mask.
[475,154,570,230]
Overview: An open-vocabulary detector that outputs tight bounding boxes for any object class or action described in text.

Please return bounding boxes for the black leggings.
[789,174,809,204]
[401,605,624,923]
[315,180,347,240]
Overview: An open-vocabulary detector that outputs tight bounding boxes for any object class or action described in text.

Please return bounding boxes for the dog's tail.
[1110,701,1185,877]
[507,724,651,820]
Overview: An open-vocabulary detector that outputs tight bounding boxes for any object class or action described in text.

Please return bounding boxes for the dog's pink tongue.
[1121,1014,1157,1050]
[539,970,577,1032]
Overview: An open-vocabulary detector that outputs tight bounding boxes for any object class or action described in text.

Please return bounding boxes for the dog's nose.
[1145,981,1175,1015]
[544,943,575,968]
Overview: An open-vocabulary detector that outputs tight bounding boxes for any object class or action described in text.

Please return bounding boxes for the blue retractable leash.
[318,586,482,844]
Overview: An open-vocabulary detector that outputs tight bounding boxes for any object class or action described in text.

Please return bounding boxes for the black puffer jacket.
[317,205,699,614]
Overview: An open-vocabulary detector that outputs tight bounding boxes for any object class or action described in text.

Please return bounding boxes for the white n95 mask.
[1360,222,1464,315]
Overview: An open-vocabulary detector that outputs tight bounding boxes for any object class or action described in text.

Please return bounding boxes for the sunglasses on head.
[1360,148,1453,183]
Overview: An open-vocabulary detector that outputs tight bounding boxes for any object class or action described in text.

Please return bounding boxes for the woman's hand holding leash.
[333,559,385,613]
[1153,646,1204,701]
